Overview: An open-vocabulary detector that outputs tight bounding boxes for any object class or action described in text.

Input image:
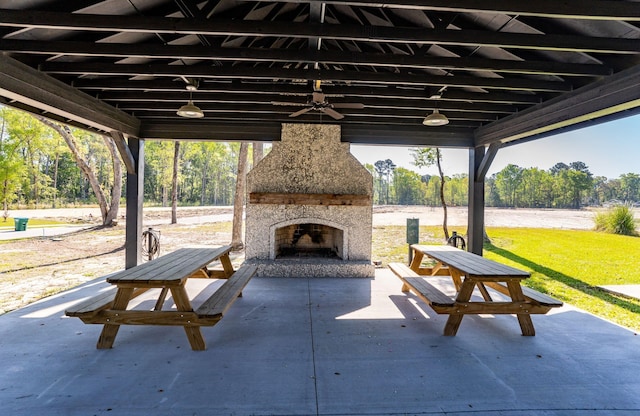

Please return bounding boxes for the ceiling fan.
[271,87,364,120]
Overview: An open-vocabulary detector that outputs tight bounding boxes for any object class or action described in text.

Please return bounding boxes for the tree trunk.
[253,142,264,167]
[200,160,207,206]
[101,134,122,226]
[171,141,180,224]
[35,116,116,225]
[2,179,8,221]
[436,148,449,240]
[231,143,249,250]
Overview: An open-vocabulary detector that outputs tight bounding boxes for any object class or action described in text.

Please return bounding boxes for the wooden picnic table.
[66,246,257,350]
[389,244,562,336]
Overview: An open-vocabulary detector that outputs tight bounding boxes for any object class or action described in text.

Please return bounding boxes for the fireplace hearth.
[245,124,374,278]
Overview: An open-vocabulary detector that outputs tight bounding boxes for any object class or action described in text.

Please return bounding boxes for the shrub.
[593,205,638,236]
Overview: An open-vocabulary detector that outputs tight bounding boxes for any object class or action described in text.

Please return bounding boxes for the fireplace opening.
[275,223,344,259]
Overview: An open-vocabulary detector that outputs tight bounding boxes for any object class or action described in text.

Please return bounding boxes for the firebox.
[274,223,344,259]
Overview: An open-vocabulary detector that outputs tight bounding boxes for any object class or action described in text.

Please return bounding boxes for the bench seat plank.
[196,264,258,319]
[484,281,563,307]
[389,263,455,313]
[403,277,455,308]
[66,287,148,318]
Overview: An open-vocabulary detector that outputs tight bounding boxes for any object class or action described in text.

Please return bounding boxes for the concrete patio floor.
[1,270,639,416]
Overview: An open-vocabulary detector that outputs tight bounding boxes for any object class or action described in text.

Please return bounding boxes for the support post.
[467,146,486,255]
[125,137,144,269]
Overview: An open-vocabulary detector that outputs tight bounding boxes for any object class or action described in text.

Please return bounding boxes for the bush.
[594,205,638,236]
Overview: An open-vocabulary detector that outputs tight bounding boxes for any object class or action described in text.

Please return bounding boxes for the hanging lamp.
[177,84,204,118]
[422,109,449,126]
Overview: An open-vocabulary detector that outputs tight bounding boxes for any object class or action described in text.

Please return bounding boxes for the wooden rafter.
[0,10,637,54]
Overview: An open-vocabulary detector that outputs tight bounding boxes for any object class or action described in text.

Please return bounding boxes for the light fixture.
[422,109,449,126]
[177,83,204,118]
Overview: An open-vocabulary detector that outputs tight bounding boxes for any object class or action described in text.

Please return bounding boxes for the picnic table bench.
[66,245,257,350]
[389,244,562,336]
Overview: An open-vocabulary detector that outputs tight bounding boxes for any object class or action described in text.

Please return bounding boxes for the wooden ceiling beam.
[0,10,637,54]
[138,119,475,147]
[74,79,542,105]
[259,0,640,21]
[99,91,517,113]
[41,62,571,92]
[0,53,140,137]
[0,39,610,77]
[475,65,640,146]
[123,103,499,124]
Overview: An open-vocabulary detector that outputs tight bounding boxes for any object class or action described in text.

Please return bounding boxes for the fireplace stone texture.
[246,124,374,277]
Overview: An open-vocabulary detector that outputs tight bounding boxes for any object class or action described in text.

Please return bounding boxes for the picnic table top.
[411,244,530,279]
[106,246,232,285]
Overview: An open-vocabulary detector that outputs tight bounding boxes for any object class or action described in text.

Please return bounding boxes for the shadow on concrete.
[485,244,640,315]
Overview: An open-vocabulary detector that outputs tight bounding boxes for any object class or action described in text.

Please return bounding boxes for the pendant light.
[177,83,204,118]
[422,109,449,126]
[423,86,449,126]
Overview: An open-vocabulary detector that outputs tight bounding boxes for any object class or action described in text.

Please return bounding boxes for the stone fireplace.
[245,123,374,277]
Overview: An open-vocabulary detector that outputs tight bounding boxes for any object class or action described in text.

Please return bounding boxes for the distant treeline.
[366,161,639,209]
[1,106,638,210]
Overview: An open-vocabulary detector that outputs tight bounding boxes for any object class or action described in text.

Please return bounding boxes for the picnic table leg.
[170,286,207,350]
[507,281,536,336]
[220,254,235,278]
[476,283,493,301]
[449,268,491,301]
[409,249,424,273]
[448,268,464,292]
[97,287,134,349]
[443,280,475,336]
[154,288,169,311]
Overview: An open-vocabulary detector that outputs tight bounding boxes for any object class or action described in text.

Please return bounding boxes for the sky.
[350,114,639,180]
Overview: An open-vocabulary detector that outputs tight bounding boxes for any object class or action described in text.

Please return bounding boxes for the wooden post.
[467,146,485,256]
[125,137,144,269]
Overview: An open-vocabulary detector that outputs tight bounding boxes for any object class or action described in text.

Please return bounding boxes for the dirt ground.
[0,205,624,314]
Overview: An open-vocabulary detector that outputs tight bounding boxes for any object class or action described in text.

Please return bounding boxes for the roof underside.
[1,0,639,147]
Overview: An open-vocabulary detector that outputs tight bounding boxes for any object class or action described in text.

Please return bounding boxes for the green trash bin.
[14,218,29,231]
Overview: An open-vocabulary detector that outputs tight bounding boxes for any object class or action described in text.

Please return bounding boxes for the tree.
[393,167,427,205]
[253,142,264,167]
[35,116,122,225]
[373,159,396,204]
[567,161,593,208]
[620,173,640,202]
[145,141,174,206]
[0,108,26,219]
[495,164,524,207]
[412,147,450,239]
[231,143,249,250]
[171,141,180,224]
[3,108,54,206]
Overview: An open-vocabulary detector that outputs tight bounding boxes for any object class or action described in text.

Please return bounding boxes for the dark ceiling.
[1,0,639,147]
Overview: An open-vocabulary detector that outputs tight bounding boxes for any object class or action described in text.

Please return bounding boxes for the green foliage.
[593,205,638,236]
[373,159,396,204]
[393,167,427,205]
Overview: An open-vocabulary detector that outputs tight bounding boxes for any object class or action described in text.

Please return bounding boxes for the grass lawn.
[372,225,640,332]
[485,228,640,332]
[0,217,66,229]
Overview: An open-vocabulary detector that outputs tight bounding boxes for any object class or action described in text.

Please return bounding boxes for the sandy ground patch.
[1,205,634,314]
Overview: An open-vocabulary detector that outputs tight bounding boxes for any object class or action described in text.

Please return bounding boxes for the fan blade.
[321,107,344,120]
[271,101,307,107]
[289,107,314,117]
[332,103,364,109]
